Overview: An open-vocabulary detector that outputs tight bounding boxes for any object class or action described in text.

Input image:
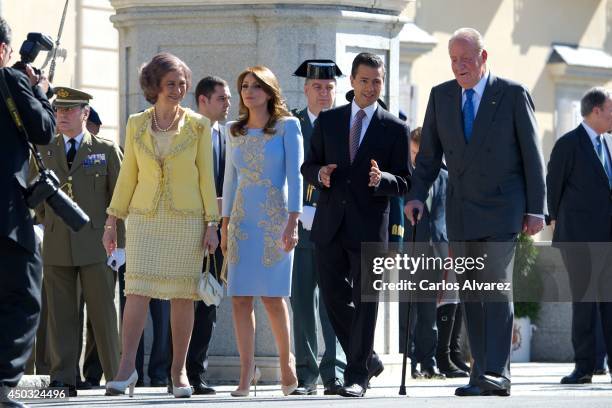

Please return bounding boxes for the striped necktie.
[349,109,366,163]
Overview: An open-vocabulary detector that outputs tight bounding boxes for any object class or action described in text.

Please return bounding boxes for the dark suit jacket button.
[341,200,346,205]
[347,179,351,184]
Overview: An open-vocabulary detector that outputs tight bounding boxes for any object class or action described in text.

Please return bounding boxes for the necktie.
[463,88,475,143]
[66,139,77,169]
[349,109,366,163]
[596,135,612,187]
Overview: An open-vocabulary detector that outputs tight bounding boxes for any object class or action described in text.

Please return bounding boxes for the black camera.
[13,33,53,72]
[25,169,90,232]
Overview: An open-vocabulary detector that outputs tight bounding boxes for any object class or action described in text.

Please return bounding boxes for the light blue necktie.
[463,88,475,143]
[595,135,612,188]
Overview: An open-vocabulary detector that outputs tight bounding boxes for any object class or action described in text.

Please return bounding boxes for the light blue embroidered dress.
[222,117,303,296]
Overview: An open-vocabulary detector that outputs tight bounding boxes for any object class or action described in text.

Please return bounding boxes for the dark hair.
[230,66,290,137]
[581,87,611,117]
[0,17,12,45]
[410,127,422,145]
[194,76,228,106]
[139,52,192,104]
[351,52,385,78]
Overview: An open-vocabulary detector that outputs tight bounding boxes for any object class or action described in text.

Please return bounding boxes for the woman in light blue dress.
[221,65,302,396]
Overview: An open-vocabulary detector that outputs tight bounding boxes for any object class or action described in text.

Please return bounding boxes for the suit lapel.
[578,125,609,186]
[69,131,92,175]
[354,106,384,165]
[444,84,467,160]
[53,135,69,175]
[461,73,503,174]
[336,104,352,167]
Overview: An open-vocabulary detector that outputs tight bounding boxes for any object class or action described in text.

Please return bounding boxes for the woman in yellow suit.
[101,53,219,398]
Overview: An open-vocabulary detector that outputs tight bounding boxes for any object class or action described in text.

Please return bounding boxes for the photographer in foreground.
[0,17,55,407]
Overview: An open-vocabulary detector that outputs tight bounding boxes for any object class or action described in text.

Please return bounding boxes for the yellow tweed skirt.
[125,195,204,300]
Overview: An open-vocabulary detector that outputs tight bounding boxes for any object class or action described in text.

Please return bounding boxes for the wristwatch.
[207,221,219,229]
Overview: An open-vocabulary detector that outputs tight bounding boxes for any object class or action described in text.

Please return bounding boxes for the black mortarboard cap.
[293,59,343,79]
[88,106,102,125]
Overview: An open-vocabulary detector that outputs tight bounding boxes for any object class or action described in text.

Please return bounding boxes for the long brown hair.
[230,66,290,136]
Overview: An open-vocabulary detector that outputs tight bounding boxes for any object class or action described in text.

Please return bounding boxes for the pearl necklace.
[152,106,179,132]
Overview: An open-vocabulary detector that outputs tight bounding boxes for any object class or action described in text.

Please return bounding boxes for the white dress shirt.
[307,109,318,127]
[63,132,85,154]
[461,70,489,115]
[350,99,378,146]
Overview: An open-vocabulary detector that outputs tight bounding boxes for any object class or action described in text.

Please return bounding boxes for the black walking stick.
[399,208,419,396]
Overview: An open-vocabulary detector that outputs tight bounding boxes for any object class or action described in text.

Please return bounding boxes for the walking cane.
[399,208,419,396]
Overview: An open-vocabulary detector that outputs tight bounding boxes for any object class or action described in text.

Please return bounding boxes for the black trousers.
[315,220,380,388]
[561,244,612,374]
[186,247,222,383]
[0,237,42,387]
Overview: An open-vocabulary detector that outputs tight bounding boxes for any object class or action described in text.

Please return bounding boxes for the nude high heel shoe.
[172,384,193,398]
[231,365,261,397]
[281,354,298,396]
[105,370,138,397]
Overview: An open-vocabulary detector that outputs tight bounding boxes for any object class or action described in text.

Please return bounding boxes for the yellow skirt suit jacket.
[107,107,220,300]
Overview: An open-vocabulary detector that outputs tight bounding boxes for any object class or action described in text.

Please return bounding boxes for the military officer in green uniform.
[290,60,346,395]
[37,87,123,396]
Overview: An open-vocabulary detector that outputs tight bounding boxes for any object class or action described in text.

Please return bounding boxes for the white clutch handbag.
[197,253,225,307]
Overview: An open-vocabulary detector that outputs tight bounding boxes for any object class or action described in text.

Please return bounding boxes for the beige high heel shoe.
[105,370,138,397]
[231,365,261,397]
[281,354,298,396]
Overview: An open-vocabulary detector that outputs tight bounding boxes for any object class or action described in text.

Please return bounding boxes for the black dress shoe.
[560,370,593,384]
[338,383,366,398]
[479,373,511,396]
[593,368,608,376]
[451,354,471,373]
[455,383,485,396]
[135,379,145,387]
[421,366,446,380]
[411,368,424,379]
[85,377,100,387]
[368,361,384,382]
[48,380,77,397]
[323,378,343,395]
[440,367,469,378]
[192,381,216,395]
[150,378,168,387]
[75,378,92,390]
[290,382,317,395]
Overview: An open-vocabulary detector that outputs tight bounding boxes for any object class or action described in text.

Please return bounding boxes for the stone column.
[109,0,410,382]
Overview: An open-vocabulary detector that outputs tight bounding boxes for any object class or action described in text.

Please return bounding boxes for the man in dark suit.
[185,76,230,395]
[290,60,346,396]
[301,52,410,397]
[547,87,612,385]
[405,27,546,397]
[0,17,55,407]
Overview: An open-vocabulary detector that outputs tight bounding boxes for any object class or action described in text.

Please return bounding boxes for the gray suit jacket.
[408,73,546,241]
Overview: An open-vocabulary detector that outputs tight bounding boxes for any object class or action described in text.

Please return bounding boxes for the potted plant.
[511,232,541,362]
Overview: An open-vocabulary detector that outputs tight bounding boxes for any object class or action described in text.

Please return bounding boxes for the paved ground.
[18,363,612,408]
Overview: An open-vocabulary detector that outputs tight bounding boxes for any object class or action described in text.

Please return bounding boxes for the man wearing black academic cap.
[290,60,346,396]
[301,53,410,397]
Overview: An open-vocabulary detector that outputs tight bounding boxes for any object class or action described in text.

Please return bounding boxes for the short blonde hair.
[448,27,485,54]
